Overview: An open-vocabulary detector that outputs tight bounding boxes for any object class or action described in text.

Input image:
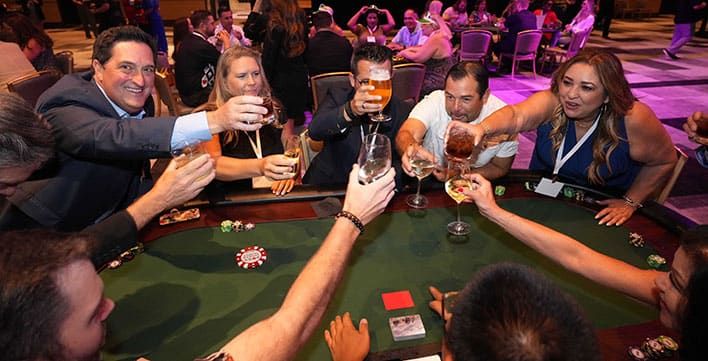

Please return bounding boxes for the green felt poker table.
[100,171,694,361]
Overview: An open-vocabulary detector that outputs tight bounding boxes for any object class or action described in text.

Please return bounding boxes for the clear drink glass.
[406,148,435,209]
[445,160,472,235]
[357,133,392,184]
[283,135,301,178]
[368,68,392,125]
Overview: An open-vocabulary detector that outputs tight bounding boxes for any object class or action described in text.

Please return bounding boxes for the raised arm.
[380,9,396,33]
[220,165,396,361]
[398,35,439,63]
[395,118,439,179]
[464,173,660,305]
[453,89,559,147]
[347,6,368,32]
[594,101,677,226]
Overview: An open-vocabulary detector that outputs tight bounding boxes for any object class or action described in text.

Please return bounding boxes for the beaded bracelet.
[623,195,644,209]
[335,211,365,234]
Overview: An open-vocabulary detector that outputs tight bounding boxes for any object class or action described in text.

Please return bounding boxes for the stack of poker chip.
[220,220,255,233]
[562,186,575,198]
[494,185,506,196]
[628,335,678,360]
[107,242,145,270]
[629,232,645,247]
[235,245,268,269]
[524,181,537,191]
[647,254,667,269]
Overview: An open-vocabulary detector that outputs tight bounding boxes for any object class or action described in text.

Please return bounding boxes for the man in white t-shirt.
[396,61,517,181]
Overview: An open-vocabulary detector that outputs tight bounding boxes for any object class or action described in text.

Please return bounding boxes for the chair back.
[310,71,352,113]
[55,51,74,75]
[7,70,63,107]
[299,128,322,175]
[536,14,546,29]
[393,63,426,106]
[154,70,178,116]
[513,29,543,55]
[566,28,592,58]
[459,30,492,61]
[655,146,689,204]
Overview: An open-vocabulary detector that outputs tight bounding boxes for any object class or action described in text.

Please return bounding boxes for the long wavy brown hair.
[267,0,306,58]
[549,49,635,185]
[214,46,277,146]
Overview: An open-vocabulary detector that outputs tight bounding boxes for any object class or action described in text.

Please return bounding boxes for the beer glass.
[368,68,392,124]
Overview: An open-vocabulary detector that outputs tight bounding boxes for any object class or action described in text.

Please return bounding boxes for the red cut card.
[381,290,415,311]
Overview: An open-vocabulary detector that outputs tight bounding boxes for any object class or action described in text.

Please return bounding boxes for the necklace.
[575,120,593,129]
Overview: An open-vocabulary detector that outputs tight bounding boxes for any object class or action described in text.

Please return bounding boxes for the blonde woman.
[204,46,297,195]
[398,16,454,96]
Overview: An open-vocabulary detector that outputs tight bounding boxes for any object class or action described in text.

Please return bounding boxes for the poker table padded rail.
[101,175,689,361]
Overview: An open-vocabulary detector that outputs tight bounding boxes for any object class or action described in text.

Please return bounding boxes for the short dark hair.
[679,225,708,272]
[218,7,232,18]
[448,263,600,361]
[445,61,489,97]
[681,257,708,361]
[0,230,94,360]
[312,11,333,30]
[0,93,54,168]
[190,10,212,30]
[92,25,157,65]
[350,44,393,76]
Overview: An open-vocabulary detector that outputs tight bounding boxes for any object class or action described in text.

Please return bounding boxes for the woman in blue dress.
[451,49,677,226]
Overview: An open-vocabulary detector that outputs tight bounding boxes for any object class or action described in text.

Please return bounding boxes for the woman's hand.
[271,179,294,196]
[261,154,297,180]
[595,199,637,226]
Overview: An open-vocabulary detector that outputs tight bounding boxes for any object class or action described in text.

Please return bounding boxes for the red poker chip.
[235,246,267,269]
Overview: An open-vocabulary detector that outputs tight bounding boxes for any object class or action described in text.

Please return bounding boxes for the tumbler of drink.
[357,133,392,184]
[368,68,392,123]
[283,135,301,178]
[445,123,475,161]
[171,139,207,168]
[261,95,277,125]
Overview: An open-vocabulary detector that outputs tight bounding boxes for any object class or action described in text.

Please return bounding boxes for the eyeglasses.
[355,78,369,86]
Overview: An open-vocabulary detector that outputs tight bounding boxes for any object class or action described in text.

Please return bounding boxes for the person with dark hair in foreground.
[0,165,396,361]
[0,26,267,233]
[324,263,599,361]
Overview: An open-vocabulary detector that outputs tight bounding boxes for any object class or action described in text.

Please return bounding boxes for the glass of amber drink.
[368,68,392,123]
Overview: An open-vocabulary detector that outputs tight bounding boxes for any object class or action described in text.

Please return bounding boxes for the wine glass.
[357,133,392,184]
[405,147,436,209]
[445,160,472,235]
[368,67,392,128]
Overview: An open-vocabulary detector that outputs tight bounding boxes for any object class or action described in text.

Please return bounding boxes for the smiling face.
[92,41,155,115]
[56,260,115,361]
[366,11,379,28]
[226,56,263,97]
[557,63,608,123]
[219,10,234,31]
[654,248,692,330]
[444,76,488,123]
[403,10,418,31]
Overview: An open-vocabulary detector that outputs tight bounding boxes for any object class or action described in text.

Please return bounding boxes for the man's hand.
[683,111,708,146]
[217,29,231,48]
[207,95,267,133]
[324,313,370,361]
[261,154,298,180]
[154,154,215,209]
[350,84,382,116]
[401,143,436,178]
[342,165,396,225]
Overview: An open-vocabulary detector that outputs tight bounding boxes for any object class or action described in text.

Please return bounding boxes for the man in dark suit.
[304,44,412,186]
[306,7,353,77]
[174,10,222,107]
[0,26,267,233]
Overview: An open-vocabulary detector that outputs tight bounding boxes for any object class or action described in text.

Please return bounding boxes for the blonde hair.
[549,49,635,185]
[213,46,277,145]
